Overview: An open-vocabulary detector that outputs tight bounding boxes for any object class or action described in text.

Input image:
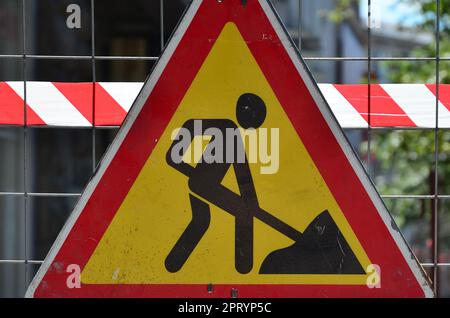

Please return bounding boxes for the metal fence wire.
[0,0,449,297]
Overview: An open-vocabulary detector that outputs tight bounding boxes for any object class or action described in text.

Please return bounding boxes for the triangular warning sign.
[27,0,432,298]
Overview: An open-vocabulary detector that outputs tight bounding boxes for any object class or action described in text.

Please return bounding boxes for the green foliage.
[363,130,449,227]
[365,2,450,233]
[327,0,449,229]
[326,0,450,247]
[327,0,359,23]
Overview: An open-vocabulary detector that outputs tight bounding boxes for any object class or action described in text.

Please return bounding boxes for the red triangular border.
[27,0,432,298]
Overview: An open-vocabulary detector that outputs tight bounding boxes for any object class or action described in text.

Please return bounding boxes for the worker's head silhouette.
[236,93,267,129]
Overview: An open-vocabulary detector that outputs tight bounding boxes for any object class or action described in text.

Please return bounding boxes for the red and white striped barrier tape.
[1,82,449,128]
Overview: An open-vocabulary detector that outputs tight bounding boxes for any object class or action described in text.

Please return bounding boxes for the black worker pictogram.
[164,93,365,275]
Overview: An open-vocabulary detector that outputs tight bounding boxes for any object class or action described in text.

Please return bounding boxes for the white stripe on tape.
[318,84,367,128]
[7,81,91,126]
[99,82,144,112]
[381,84,450,128]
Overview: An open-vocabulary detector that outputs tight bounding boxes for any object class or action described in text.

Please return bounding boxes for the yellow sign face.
[81,22,371,285]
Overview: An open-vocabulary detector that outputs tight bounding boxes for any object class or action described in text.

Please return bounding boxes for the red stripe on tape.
[94,83,127,126]
[0,82,45,125]
[334,84,416,127]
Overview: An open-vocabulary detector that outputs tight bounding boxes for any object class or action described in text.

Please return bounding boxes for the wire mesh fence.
[0,0,449,297]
